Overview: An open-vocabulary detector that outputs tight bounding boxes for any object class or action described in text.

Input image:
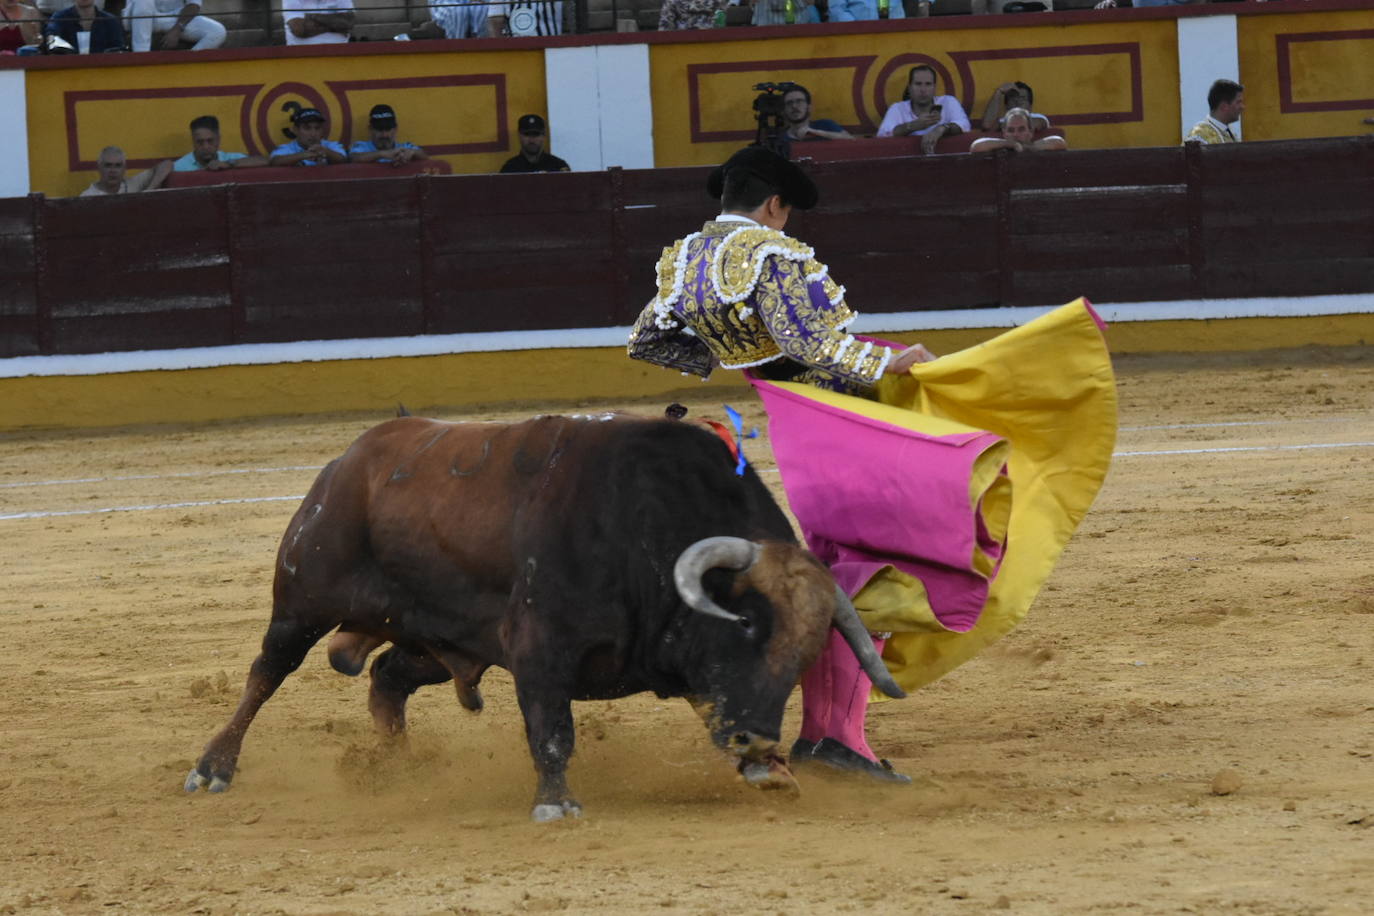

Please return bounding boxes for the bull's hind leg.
[367,646,452,737]
[185,618,329,793]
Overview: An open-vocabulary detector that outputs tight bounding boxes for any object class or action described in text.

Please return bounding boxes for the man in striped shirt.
[489,0,561,35]
[396,0,494,39]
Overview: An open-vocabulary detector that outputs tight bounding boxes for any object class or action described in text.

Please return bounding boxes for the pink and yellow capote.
[751,297,1118,694]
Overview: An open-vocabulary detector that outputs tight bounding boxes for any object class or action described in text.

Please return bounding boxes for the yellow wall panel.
[27,49,547,197]
[649,21,1179,167]
[1238,10,1374,141]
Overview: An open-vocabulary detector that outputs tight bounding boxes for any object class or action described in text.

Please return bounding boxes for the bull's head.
[671,536,905,773]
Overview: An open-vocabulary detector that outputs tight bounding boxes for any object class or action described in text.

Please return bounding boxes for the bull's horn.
[832,585,907,699]
[673,536,758,622]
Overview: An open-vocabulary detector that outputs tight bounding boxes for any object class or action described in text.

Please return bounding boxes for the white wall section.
[0,71,30,198]
[1177,15,1241,141]
[546,43,654,170]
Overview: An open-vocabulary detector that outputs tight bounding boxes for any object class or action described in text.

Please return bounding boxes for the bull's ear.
[395,403,411,417]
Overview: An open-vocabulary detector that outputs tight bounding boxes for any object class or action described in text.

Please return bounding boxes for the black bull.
[185,413,902,820]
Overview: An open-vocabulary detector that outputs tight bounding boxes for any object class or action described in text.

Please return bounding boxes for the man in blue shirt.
[348,104,429,167]
[173,115,268,172]
[269,108,348,167]
[782,85,854,142]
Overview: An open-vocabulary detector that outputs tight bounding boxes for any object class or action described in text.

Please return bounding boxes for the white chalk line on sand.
[0,465,320,490]
[4,415,1370,493]
[1114,441,1374,458]
[0,495,306,521]
[3,423,1371,521]
[5,439,1372,522]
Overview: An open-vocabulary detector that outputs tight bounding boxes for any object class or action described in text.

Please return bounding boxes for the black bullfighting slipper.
[788,737,818,765]
[811,737,913,785]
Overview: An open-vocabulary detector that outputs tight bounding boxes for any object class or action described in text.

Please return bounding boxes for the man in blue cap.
[349,104,429,166]
[269,108,348,166]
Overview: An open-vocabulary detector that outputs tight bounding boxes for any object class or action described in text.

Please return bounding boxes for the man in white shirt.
[970,108,1066,154]
[80,146,172,196]
[283,0,354,44]
[126,0,224,52]
[397,0,494,39]
[876,64,971,155]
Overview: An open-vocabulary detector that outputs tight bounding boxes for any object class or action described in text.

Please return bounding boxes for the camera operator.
[783,85,854,142]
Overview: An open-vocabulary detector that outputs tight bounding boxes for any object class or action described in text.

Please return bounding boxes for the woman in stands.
[0,0,42,51]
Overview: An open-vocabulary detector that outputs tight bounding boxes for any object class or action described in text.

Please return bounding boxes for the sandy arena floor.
[2,346,1373,915]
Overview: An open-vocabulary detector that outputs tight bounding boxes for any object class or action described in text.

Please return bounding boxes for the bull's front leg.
[513,681,580,822]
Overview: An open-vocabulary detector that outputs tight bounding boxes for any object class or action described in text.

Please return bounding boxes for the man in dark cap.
[628,146,936,785]
[499,114,570,174]
[349,104,429,166]
[269,108,348,166]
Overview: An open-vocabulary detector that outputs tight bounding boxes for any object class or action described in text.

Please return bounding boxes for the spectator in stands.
[126,0,224,51]
[749,0,820,26]
[173,115,267,171]
[1095,0,1200,7]
[0,0,42,52]
[782,85,854,142]
[828,0,877,20]
[499,114,570,173]
[970,107,1066,153]
[349,104,430,166]
[46,0,125,53]
[980,81,1050,133]
[658,0,725,29]
[269,108,348,166]
[395,0,494,39]
[877,64,971,155]
[1184,79,1244,144]
[283,0,353,44]
[80,146,172,196]
[488,0,561,35]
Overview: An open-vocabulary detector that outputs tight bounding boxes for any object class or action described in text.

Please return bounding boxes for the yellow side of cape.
[870,298,1118,692]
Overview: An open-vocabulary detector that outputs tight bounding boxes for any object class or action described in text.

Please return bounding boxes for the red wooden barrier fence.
[0,135,1370,359]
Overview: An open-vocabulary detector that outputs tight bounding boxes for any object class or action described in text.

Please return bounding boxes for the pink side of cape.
[750,378,1006,633]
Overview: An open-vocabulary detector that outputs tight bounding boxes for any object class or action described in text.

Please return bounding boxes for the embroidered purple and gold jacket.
[627,218,892,394]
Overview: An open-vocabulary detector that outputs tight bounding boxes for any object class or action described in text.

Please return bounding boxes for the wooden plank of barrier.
[425,171,621,333]
[232,179,425,344]
[38,188,234,355]
[0,197,38,359]
[798,155,1001,311]
[1004,146,1185,191]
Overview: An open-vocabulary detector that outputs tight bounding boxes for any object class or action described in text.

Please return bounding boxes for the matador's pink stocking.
[798,628,886,761]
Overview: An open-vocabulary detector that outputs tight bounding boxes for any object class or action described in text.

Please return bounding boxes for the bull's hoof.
[738,756,800,794]
[184,766,233,794]
[530,801,582,823]
[184,768,208,792]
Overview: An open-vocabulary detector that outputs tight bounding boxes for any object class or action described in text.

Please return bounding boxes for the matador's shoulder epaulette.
[711,227,815,304]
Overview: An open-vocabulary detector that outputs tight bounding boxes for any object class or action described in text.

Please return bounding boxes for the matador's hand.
[887,343,937,375]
